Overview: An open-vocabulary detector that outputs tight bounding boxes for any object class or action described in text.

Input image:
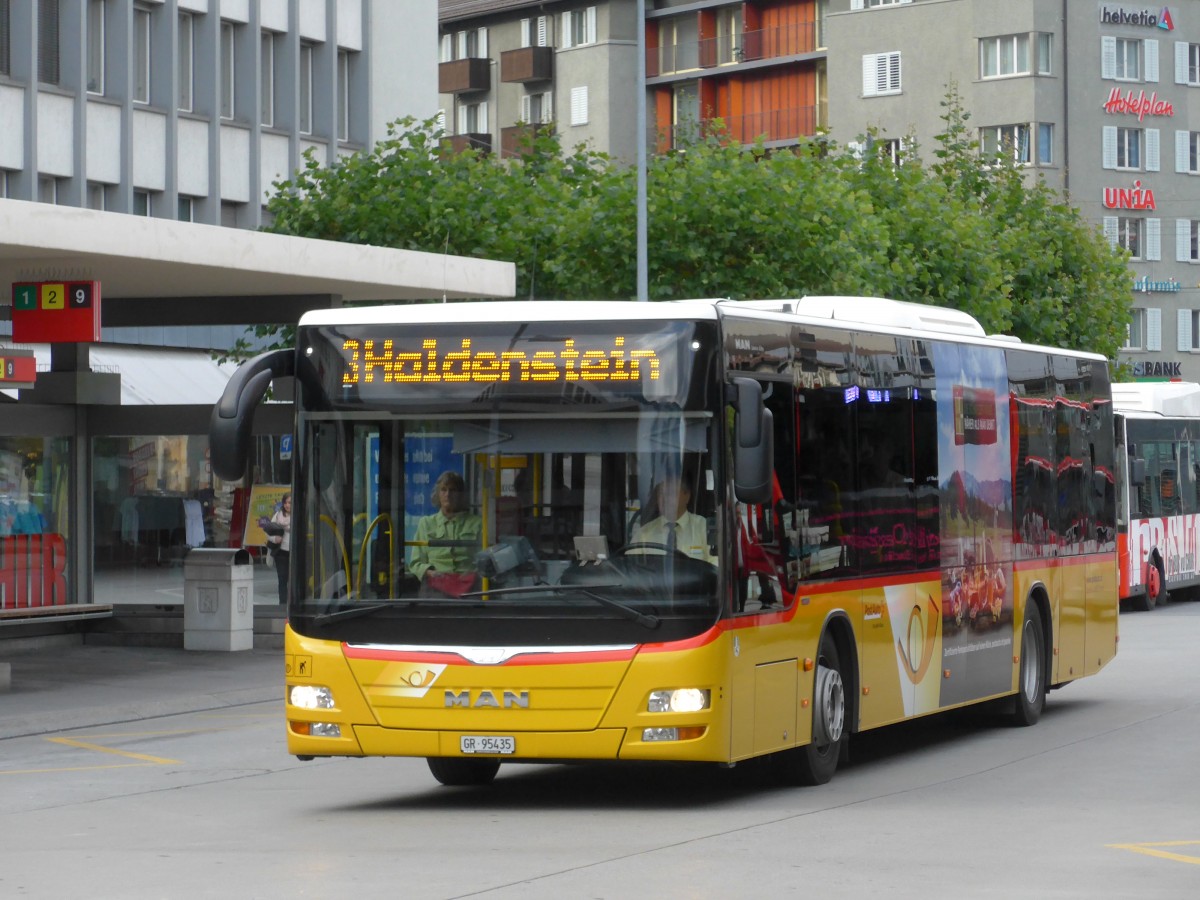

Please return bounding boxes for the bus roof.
[1112,382,1200,418]
[298,299,724,326]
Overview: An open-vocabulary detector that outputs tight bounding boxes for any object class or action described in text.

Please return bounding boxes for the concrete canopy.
[0,200,516,327]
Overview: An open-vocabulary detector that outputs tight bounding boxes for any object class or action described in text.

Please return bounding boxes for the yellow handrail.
[319,514,352,598]
[357,514,395,598]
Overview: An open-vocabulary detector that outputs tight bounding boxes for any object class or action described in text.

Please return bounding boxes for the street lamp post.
[636,0,648,302]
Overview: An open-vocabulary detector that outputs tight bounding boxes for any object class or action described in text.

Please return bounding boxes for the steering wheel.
[615,541,692,561]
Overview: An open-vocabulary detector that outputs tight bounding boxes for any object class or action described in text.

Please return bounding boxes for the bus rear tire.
[426,756,501,786]
[1012,602,1046,727]
[778,633,846,786]
[1137,558,1166,612]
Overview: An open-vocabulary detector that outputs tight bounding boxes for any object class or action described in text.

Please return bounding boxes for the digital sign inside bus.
[341,335,661,386]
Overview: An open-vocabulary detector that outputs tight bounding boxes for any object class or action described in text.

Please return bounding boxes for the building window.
[716,6,743,65]
[1177,219,1200,262]
[458,100,488,134]
[0,170,8,198]
[1105,126,1143,170]
[1037,123,1054,165]
[1106,216,1160,260]
[86,0,105,93]
[570,85,588,125]
[260,31,275,127]
[38,0,60,85]
[337,48,350,141]
[862,52,901,96]
[521,91,553,126]
[1103,36,1147,81]
[220,201,240,228]
[133,190,151,216]
[562,7,596,49]
[1189,311,1200,350]
[220,21,235,119]
[178,196,194,222]
[520,16,550,48]
[299,42,313,134]
[38,175,58,204]
[1036,33,1053,75]
[1177,42,1200,86]
[455,27,487,59]
[178,12,193,111]
[134,6,150,104]
[0,0,9,76]
[981,124,1031,164]
[86,182,108,210]
[1126,309,1146,350]
[1178,131,1200,174]
[980,34,1029,78]
[851,0,915,8]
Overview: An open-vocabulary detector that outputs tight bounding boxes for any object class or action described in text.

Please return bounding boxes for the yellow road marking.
[1108,841,1200,866]
[1,763,155,775]
[45,737,181,765]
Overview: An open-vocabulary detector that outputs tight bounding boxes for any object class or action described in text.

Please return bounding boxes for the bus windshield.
[289,319,724,647]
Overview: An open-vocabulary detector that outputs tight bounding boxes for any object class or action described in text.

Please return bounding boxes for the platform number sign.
[11,281,102,343]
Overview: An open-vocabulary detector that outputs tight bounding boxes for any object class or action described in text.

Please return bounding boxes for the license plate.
[460,735,515,755]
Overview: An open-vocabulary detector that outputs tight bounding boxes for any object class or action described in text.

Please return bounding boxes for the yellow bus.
[211,297,1118,786]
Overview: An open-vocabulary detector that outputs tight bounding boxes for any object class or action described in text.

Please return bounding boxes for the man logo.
[445,690,531,709]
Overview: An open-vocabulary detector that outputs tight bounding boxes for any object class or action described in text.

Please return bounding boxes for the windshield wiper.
[465,583,659,629]
[311,603,392,625]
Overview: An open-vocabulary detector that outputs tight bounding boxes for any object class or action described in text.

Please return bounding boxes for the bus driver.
[632,474,715,564]
[409,471,482,597]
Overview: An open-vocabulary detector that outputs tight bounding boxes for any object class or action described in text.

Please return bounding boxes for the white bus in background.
[1114,381,1200,610]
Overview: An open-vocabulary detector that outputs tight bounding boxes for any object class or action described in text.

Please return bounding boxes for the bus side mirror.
[210,349,295,481]
[729,377,773,505]
[1130,457,1146,487]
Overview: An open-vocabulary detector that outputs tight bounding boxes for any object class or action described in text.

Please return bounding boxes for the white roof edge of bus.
[1112,381,1200,417]
[752,295,988,337]
[297,298,723,325]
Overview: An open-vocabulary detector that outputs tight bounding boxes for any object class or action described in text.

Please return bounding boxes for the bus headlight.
[647,688,710,713]
[290,685,334,709]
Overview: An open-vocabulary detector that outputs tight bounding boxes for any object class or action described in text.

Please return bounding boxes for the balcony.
[501,46,554,83]
[500,123,557,158]
[658,107,820,152]
[649,21,818,78]
[442,133,492,156]
[439,57,491,94]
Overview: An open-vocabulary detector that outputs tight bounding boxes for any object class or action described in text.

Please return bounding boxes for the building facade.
[438,0,828,162]
[825,0,1200,383]
[0,0,436,229]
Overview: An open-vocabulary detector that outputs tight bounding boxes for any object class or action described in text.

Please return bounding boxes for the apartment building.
[438,0,827,162]
[825,0,1200,382]
[0,0,435,229]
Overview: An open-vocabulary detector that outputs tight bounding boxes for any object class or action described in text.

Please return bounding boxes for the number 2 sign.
[11,281,101,343]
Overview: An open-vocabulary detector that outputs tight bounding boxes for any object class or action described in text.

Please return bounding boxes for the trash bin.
[183,548,255,651]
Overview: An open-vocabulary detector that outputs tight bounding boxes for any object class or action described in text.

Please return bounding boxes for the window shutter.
[1176,41,1189,84]
[1101,36,1116,79]
[440,34,452,63]
[1146,129,1160,171]
[888,52,901,91]
[435,108,446,133]
[1104,216,1119,249]
[851,0,864,9]
[478,100,488,132]
[519,19,530,49]
[543,91,553,123]
[537,16,548,47]
[1147,308,1162,351]
[1103,126,1117,169]
[1145,39,1159,82]
[520,94,531,123]
[1178,130,1191,173]
[477,28,488,57]
[457,104,467,134]
[1178,218,1193,261]
[456,31,467,59]
[862,54,878,96]
[570,85,588,125]
[1146,218,1161,260]
[1179,308,1192,352]
[562,12,573,49]
[586,7,596,44]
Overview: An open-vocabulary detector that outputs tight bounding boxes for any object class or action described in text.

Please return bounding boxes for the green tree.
[250,100,1130,361]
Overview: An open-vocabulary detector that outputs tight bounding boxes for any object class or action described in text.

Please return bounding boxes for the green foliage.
[249,99,1131,362]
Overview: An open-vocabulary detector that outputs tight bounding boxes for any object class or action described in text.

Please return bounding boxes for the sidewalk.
[0,644,281,740]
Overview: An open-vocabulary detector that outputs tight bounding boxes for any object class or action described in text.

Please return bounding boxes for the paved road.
[2,604,1198,899]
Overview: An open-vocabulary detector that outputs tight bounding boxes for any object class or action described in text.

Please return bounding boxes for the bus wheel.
[1139,559,1167,612]
[1012,603,1046,727]
[779,633,846,786]
[426,757,501,787]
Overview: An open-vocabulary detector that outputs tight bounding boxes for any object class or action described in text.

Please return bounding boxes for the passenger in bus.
[409,471,483,597]
[631,474,715,564]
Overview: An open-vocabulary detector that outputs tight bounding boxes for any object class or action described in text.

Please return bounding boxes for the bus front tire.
[1012,603,1046,727]
[426,756,501,786]
[1138,559,1167,612]
[778,633,846,786]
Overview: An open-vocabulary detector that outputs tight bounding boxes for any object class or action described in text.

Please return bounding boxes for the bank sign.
[1100,6,1175,29]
